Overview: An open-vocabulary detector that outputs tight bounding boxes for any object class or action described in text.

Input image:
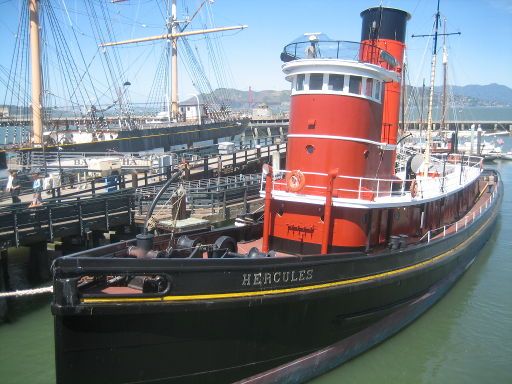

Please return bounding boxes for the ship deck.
[75,173,498,298]
[240,176,494,256]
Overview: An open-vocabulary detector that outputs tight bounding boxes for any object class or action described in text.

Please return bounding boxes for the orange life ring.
[286,170,306,193]
[410,179,418,198]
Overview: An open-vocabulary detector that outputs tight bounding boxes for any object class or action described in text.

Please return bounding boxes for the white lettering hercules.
[242,269,314,286]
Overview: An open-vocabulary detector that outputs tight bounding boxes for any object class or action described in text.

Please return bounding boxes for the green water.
[1,163,512,383]
[0,300,54,383]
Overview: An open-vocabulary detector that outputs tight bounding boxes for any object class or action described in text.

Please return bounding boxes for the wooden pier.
[0,141,286,295]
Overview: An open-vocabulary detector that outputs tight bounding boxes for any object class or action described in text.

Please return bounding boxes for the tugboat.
[51,6,502,384]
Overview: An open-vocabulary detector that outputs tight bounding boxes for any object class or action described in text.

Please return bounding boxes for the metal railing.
[9,134,286,170]
[266,154,483,202]
[281,39,398,69]
[136,174,262,216]
[419,185,497,244]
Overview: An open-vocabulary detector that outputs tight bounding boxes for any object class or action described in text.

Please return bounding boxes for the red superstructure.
[262,7,480,255]
[360,7,411,176]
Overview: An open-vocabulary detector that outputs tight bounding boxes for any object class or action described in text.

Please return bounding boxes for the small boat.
[51,5,502,384]
[497,152,512,161]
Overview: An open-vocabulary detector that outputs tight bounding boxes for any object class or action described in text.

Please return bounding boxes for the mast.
[419,78,425,141]
[100,1,247,121]
[171,0,178,119]
[29,0,43,145]
[412,0,460,166]
[424,0,441,166]
[441,19,448,131]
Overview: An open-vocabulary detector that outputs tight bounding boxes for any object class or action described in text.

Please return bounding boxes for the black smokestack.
[361,7,411,43]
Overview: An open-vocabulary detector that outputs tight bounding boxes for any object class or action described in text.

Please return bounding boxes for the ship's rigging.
[402,0,460,152]
[0,0,247,145]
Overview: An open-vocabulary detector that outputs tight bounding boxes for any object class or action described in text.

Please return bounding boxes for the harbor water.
[1,157,512,383]
[314,163,512,383]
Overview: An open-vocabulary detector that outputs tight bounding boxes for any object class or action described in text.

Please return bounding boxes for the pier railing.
[136,174,262,217]
[0,166,171,207]
[0,190,135,249]
[0,139,287,205]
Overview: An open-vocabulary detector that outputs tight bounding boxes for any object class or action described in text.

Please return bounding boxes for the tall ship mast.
[99,0,247,121]
[424,0,442,167]
[51,4,502,384]
[29,0,44,146]
[0,0,249,168]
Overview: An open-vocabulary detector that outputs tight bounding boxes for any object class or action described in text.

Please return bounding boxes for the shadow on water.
[0,247,55,384]
[1,246,53,324]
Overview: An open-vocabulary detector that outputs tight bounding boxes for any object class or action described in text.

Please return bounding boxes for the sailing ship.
[0,0,248,168]
[51,5,502,384]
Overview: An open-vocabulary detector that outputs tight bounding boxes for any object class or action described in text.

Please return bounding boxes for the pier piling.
[0,249,10,320]
[28,242,50,284]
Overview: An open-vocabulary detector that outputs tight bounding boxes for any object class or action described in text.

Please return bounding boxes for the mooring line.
[0,286,53,298]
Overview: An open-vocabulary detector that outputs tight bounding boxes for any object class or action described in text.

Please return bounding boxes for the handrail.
[281,39,398,69]
[0,167,171,210]
[267,154,482,201]
[419,185,497,244]
[135,174,263,215]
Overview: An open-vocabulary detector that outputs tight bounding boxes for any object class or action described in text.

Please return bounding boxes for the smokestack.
[360,7,410,176]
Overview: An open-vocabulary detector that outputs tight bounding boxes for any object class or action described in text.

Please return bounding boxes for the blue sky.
[214,0,512,91]
[0,0,511,106]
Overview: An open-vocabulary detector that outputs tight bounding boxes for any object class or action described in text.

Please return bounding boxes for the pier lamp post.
[188,94,201,126]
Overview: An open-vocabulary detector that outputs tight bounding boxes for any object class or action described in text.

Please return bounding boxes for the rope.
[0,286,53,298]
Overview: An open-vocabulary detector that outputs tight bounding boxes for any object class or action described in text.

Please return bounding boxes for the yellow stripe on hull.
[82,208,493,305]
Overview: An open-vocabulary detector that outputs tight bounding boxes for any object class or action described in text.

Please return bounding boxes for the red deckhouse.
[262,8,479,254]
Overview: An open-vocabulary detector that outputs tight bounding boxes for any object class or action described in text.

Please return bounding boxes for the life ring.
[286,170,306,192]
[410,179,418,198]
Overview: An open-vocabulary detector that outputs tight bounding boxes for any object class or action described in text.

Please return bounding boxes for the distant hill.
[205,88,291,109]
[197,84,512,111]
[447,84,512,106]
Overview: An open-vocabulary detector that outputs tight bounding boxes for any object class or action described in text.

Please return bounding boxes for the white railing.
[265,154,483,202]
[419,187,496,243]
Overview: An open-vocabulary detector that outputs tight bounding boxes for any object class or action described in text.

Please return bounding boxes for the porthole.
[306,145,315,154]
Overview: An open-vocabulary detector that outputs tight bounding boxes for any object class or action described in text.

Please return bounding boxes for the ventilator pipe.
[143,170,182,235]
[321,168,339,254]
[261,164,273,253]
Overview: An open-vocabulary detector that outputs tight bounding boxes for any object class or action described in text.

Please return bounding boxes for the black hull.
[240,214,499,384]
[51,177,502,384]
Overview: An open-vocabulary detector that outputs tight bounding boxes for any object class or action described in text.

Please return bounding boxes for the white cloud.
[487,0,512,13]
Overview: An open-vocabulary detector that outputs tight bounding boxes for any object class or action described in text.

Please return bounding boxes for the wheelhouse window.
[374,80,381,100]
[328,74,344,91]
[296,74,305,91]
[349,76,362,94]
[309,73,324,90]
[365,78,373,97]
[292,72,381,103]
